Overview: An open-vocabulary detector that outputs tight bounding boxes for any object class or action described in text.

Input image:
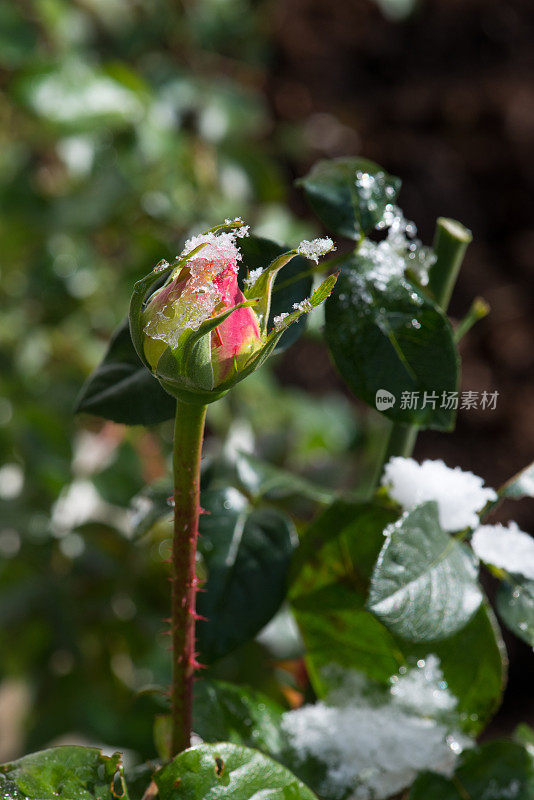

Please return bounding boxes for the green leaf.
[367,502,482,641]
[153,682,286,762]
[515,723,534,751]
[155,743,317,800]
[409,741,534,799]
[297,156,401,239]
[290,500,505,733]
[497,578,534,647]
[481,460,534,519]
[325,257,459,429]
[0,746,127,800]
[194,680,286,755]
[238,235,313,351]
[232,451,336,505]
[75,318,176,425]
[500,461,534,501]
[197,488,296,662]
[290,501,404,689]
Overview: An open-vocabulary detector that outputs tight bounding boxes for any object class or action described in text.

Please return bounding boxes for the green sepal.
[244,250,300,334]
[150,299,261,400]
[217,273,338,393]
[203,218,248,236]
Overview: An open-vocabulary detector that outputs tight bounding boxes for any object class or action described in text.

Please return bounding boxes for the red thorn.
[190,659,207,671]
[192,611,208,621]
[199,507,211,516]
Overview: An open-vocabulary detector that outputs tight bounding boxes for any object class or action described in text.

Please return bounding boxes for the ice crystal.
[282,657,470,800]
[244,267,264,288]
[363,203,436,287]
[297,237,334,263]
[143,260,223,349]
[273,312,289,330]
[182,230,242,265]
[472,522,534,580]
[144,226,252,348]
[382,457,497,531]
[224,216,250,237]
[292,299,313,313]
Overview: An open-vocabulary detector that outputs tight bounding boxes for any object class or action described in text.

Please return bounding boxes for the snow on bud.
[129,220,337,403]
[141,229,261,390]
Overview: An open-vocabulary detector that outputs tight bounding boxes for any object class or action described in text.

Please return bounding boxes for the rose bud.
[129,220,337,404]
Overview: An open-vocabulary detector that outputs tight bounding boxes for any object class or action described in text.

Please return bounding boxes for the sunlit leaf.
[155,743,317,800]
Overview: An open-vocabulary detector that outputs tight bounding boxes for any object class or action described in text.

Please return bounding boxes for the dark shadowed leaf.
[239,235,312,351]
[499,461,534,501]
[197,488,296,662]
[75,318,175,425]
[325,257,459,429]
[194,681,286,755]
[297,157,401,239]
[497,578,534,647]
[155,743,317,800]
[409,741,534,799]
[153,681,286,762]
[232,451,336,504]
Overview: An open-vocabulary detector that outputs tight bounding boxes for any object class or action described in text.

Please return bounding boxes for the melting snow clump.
[297,237,334,263]
[281,656,471,800]
[357,197,436,288]
[472,522,534,580]
[382,457,497,531]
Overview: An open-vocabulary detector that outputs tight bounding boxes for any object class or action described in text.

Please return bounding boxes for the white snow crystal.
[144,226,251,348]
[282,657,471,800]
[471,522,534,580]
[382,457,497,532]
[297,237,334,263]
[363,204,436,287]
[244,267,264,288]
[292,299,313,313]
[273,312,289,330]
[182,229,244,264]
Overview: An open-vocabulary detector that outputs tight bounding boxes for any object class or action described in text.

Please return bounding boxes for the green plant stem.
[171,399,207,756]
[429,217,473,312]
[374,218,472,484]
[454,296,490,343]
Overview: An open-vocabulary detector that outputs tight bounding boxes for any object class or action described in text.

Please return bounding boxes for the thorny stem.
[373,218,472,487]
[170,399,207,756]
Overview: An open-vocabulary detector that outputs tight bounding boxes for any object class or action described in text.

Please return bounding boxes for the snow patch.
[282,657,471,800]
[382,457,496,531]
[472,522,534,580]
[297,237,334,263]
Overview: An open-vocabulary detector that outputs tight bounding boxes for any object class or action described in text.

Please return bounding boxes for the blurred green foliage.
[0,0,355,761]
